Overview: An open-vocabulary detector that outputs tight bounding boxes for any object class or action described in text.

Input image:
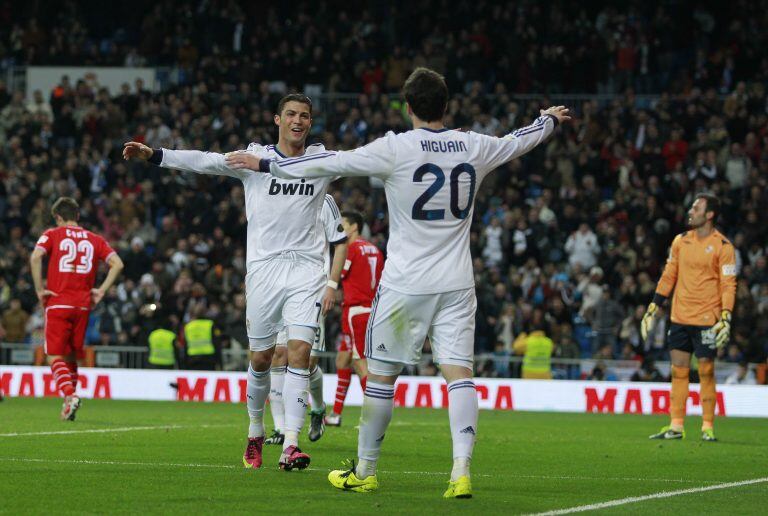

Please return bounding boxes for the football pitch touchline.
[529,477,768,515]
[0,424,236,438]
[0,457,724,485]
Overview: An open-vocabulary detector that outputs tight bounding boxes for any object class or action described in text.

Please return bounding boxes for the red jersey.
[341,239,383,307]
[35,226,116,308]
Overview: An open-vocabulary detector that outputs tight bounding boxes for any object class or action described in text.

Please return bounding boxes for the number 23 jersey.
[267,116,556,294]
[34,226,116,308]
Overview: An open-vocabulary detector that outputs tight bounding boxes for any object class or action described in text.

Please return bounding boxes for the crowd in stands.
[1,0,768,377]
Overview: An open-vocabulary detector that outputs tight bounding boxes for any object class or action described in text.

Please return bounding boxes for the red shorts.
[340,305,371,360]
[44,307,90,358]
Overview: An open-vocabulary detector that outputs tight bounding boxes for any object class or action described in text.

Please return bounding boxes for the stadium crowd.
[1,0,768,377]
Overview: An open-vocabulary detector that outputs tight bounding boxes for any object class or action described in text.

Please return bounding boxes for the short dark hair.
[402,67,448,122]
[695,192,721,223]
[341,211,364,233]
[276,94,312,116]
[51,197,79,222]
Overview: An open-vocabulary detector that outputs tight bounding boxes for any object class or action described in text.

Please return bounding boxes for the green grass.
[1,398,767,515]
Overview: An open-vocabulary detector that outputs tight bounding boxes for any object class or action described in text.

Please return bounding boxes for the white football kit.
[263,115,558,373]
[157,143,338,349]
[275,193,346,354]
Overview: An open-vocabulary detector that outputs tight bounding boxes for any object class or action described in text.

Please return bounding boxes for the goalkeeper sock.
[448,379,478,481]
[269,366,286,432]
[699,361,716,430]
[308,364,324,411]
[247,365,270,438]
[357,381,394,478]
[670,365,690,431]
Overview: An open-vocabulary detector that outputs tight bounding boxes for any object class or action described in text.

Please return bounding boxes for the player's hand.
[225,152,262,171]
[321,286,337,315]
[91,288,106,306]
[122,141,153,161]
[711,310,732,349]
[36,289,57,304]
[540,105,571,124]
[640,302,658,341]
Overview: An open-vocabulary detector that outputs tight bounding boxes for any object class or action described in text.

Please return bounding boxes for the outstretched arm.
[226,135,395,181]
[123,142,249,179]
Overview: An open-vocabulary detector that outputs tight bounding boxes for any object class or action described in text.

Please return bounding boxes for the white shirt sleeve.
[322,195,347,244]
[475,115,557,174]
[160,148,251,181]
[268,133,395,180]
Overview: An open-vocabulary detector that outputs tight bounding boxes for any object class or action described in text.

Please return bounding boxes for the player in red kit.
[29,197,124,420]
[326,211,383,426]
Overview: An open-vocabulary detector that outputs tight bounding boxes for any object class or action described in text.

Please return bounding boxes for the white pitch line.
[0,457,722,485]
[0,423,234,438]
[529,477,768,515]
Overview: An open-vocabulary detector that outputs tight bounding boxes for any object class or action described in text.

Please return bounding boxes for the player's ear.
[274,114,281,126]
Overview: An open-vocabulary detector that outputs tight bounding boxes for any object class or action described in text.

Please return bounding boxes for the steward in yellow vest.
[514,330,554,380]
[147,328,177,369]
[182,317,221,370]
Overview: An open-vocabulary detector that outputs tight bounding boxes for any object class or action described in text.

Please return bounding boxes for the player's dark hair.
[342,211,364,233]
[402,67,448,122]
[51,197,80,222]
[276,94,312,116]
[695,192,721,223]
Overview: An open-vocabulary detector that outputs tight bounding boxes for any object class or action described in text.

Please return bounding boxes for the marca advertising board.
[2,366,766,417]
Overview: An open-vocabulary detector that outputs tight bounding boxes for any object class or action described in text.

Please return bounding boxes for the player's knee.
[698,360,714,379]
[271,346,287,366]
[250,349,274,371]
[671,364,690,380]
[366,358,402,379]
[309,355,319,369]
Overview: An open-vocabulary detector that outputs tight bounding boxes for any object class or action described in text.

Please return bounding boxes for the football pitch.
[1,398,766,515]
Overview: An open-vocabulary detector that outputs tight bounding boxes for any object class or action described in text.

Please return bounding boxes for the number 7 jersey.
[34,226,116,308]
[265,116,557,295]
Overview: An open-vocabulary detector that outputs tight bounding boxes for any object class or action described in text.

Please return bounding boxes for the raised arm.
[123,141,249,180]
[226,135,395,180]
[478,106,570,173]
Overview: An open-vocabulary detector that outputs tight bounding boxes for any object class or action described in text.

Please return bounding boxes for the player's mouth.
[290,126,306,136]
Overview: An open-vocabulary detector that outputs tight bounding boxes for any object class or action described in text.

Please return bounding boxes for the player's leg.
[307,318,327,440]
[350,309,371,392]
[430,288,477,498]
[266,332,288,444]
[279,328,314,470]
[695,328,718,441]
[243,340,276,468]
[650,323,691,439]
[328,344,352,425]
[45,309,77,420]
[329,287,429,492]
[61,309,89,421]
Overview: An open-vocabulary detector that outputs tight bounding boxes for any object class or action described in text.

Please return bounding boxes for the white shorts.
[365,286,476,376]
[245,256,324,351]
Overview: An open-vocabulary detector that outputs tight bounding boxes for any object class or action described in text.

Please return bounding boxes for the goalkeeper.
[641,193,736,442]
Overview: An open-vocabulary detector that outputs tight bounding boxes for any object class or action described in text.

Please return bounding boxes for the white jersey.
[159,143,336,269]
[265,116,557,294]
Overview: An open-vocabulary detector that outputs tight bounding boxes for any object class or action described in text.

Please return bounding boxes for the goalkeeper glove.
[640,302,658,341]
[711,310,732,349]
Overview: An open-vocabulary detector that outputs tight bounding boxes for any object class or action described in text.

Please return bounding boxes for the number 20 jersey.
[267,116,557,295]
[34,226,116,308]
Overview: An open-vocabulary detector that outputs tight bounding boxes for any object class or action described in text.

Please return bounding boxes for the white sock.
[357,381,394,478]
[247,365,271,438]
[309,365,324,412]
[282,367,310,450]
[448,379,478,481]
[269,366,286,432]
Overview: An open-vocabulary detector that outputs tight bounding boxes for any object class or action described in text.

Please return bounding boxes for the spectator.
[1,299,29,343]
[565,223,600,270]
[630,357,665,382]
[724,362,757,385]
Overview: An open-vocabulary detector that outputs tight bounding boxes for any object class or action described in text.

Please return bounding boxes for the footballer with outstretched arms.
[325,210,384,427]
[123,94,346,471]
[225,67,570,498]
[642,193,736,442]
[29,197,124,421]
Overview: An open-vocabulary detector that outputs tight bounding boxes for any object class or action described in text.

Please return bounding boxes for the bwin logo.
[269,178,315,196]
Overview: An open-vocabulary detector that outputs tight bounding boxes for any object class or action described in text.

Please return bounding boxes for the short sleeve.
[35,230,53,255]
[322,196,347,244]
